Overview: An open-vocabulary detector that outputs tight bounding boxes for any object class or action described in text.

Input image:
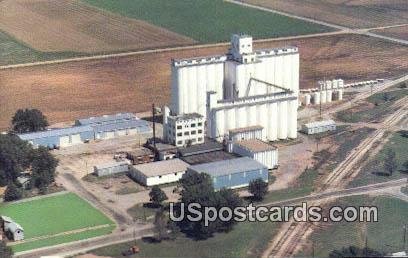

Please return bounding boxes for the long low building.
[18,113,152,148]
[302,120,336,135]
[94,161,129,177]
[129,159,190,186]
[187,157,268,190]
[232,139,278,169]
[18,125,94,148]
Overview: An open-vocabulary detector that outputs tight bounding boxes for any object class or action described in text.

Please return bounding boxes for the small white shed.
[232,139,278,169]
[94,161,129,177]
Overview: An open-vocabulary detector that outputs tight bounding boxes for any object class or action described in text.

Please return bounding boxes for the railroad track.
[265,100,408,257]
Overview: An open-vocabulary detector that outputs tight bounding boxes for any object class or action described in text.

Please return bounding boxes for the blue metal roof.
[18,125,93,140]
[76,113,137,125]
[189,157,267,177]
[92,119,151,133]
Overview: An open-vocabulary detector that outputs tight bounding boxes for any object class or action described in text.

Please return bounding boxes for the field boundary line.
[0,190,69,205]
[0,31,348,70]
[8,223,114,246]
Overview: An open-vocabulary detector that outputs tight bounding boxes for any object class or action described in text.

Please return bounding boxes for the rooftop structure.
[234,139,276,153]
[178,140,224,157]
[18,125,93,141]
[75,113,137,126]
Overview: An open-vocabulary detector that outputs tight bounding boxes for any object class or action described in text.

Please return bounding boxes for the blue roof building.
[187,157,268,190]
[75,113,137,126]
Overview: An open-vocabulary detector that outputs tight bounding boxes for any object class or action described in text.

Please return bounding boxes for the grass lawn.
[0,192,115,252]
[336,88,408,123]
[0,30,83,66]
[83,0,332,43]
[91,219,281,258]
[350,130,408,187]
[297,195,408,257]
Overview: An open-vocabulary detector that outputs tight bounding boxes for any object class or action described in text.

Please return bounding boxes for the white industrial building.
[163,110,205,147]
[164,34,299,144]
[302,120,336,135]
[93,161,129,177]
[129,158,189,186]
[232,139,278,169]
[1,216,24,241]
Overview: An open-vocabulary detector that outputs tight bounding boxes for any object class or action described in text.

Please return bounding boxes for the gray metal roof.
[189,157,267,177]
[7,222,23,233]
[178,140,224,157]
[92,119,151,133]
[94,161,129,170]
[303,120,336,129]
[76,113,137,125]
[18,125,93,140]
[133,158,189,177]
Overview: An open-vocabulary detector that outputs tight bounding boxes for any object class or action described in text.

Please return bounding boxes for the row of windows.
[176,122,203,130]
[176,137,203,146]
[176,129,203,137]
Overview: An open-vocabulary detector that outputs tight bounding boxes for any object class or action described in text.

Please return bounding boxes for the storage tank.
[321,91,327,104]
[312,92,320,105]
[304,94,311,106]
[326,90,332,102]
[338,89,343,100]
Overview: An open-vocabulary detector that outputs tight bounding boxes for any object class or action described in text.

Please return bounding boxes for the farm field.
[83,0,332,43]
[0,0,194,57]
[0,192,115,252]
[243,0,408,28]
[0,34,407,130]
[297,195,408,257]
[373,25,408,42]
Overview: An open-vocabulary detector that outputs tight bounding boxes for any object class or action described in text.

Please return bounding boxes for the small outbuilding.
[1,216,24,241]
[129,159,189,186]
[232,139,278,169]
[302,120,336,135]
[94,161,129,177]
[187,157,268,190]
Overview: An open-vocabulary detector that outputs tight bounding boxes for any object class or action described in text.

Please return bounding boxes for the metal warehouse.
[129,158,189,186]
[18,125,94,148]
[75,113,137,126]
[302,120,336,135]
[92,119,151,140]
[187,157,268,190]
[93,161,129,177]
[232,139,278,169]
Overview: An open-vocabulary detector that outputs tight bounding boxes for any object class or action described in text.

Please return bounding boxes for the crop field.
[373,25,408,42]
[0,34,407,130]
[298,195,408,257]
[0,192,115,252]
[83,0,332,43]
[0,0,194,64]
[243,0,408,28]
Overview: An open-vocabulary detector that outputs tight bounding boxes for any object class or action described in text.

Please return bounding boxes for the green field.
[83,0,333,43]
[0,30,84,66]
[0,192,115,252]
[336,88,408,123]
[350,130,408,187]
[297,195,408,257]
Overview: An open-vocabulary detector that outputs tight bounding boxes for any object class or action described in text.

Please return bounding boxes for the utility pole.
[152,103,156,149]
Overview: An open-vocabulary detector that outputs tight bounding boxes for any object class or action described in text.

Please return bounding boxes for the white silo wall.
[326,90,333,102]
[321,91,327,104]
[338,89,343,100]
[305,94,311,105]
[215,110,225,139]
[292,53,300,93]
[278,101,288,139]
[288,99,298,139]
[260,104,268,141]
[313,92,321,105]
[268,102,278,141]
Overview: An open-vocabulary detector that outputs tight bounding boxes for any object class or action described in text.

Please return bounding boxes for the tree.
[153,208,168,242]
[0,240,13,258]
[4,183,22,202]
[31,147,58,192]
[0,134,33,186]
[149,186,168,206]
[249,178,268,201]
[12,108,48,133]
[329,246,383,258]
[383,149,398,176]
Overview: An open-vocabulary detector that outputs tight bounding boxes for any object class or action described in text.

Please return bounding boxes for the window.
[198,137,203,142]
[192,139,196,143]
[177,141,183,145]
[198,130,202,134]
[184,132,189,136]
[191,123,196,128]
[174,173,178,176]
[198,122,202,126]
[177,133,182,137]
[191,131,196,135]
[177,126,182,129]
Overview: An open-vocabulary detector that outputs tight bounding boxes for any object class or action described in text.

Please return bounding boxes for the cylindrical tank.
[321,91,327,104]
[304,94,311,106]
[338,89,343,100]
[312,92,320,105]
[278,101,288,139]
[326,90,332,102]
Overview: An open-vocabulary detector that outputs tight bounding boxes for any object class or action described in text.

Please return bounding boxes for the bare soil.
[0,34,407,130]
[244,0,408,28]
[0,0,195,53]
[373,25,408,41]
